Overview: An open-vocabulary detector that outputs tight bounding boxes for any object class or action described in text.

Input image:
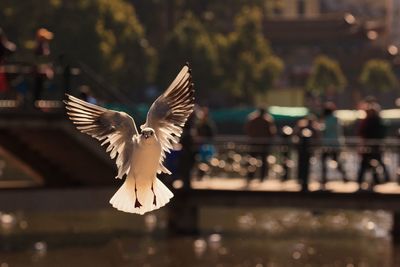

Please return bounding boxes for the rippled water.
[0,208,396,267]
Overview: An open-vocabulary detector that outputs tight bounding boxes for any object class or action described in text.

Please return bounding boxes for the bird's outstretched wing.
[144,64,195,174]
[64,94,138,179]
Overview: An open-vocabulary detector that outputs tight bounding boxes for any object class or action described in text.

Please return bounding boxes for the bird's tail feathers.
[109,177,173,215]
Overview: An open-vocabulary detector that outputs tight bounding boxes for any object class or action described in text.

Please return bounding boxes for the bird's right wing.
[64,94,138,179]
[144,65,194,174]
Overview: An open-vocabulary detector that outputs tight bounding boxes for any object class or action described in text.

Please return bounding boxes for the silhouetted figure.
[320,102,347,189]
[33,28,54,104]
[0,27,16,63]
[35,28,53,57]
[294,114,320,191]
[194,107,216,179]
[178,116,196,190]
[195,107,216,139]
[13,74,29,107]
[78,85,97,105]
[0,27,16,94]
[357,101,389,190]
[58,54,72,95]
[244,107,277,182]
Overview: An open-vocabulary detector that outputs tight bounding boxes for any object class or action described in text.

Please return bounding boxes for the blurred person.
[78,85,97,105]
[280,125,294,181]
[194,106,217,179]
[35,28,53,56]
[33,28,54,104]
[294,113,320,191]
[13,74,29,107]
[195,106,216,139]
[58,54,72,95]
[244,107,277,182]
[0,27,16,94]
[0,27,16,63]
[357,99,389,190]
[320,102,348,190]
[177,115,196,190]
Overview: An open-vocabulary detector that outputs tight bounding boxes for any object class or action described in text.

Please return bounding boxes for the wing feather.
[64,94,138,179]
[144,64,195,174]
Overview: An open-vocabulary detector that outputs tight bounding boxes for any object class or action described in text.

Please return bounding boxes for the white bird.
[64,64,194,215]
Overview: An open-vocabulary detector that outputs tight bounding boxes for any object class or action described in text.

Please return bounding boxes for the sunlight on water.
[0,208,396,266]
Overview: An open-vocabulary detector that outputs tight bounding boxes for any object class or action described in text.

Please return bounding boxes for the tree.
[218,7,284,104]
[157,12,220,103]
[132,0,275,36]
[0,0,155,97]
[306,55,347,95]
[360,59,398,92]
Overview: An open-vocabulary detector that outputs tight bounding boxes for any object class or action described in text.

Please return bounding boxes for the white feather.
[110,175,173,214]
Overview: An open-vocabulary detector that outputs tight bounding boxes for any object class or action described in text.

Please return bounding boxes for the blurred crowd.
[173,97,393,193]
[0,27,91,108]
[292,97,389,191]
[0,27,53,107]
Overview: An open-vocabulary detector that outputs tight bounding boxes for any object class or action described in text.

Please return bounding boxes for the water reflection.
[0,213,16,231]
[32,241,47,262]
[0,208,395,266]
[194,238,207,257]
[225,208,391,239]
[144,214,157,232]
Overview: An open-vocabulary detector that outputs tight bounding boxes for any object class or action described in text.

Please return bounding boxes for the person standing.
[357,100,390,190]
[0,27,16,63]
[294,113,320,191]
[0,27,16,94]
[33,28,54,104]
[244,107,277,182]
[194,106,216,179]
[320,102,348,189]
[178,116,196,190]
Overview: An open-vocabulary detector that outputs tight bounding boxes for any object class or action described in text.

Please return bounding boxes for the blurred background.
[2,0,400,266]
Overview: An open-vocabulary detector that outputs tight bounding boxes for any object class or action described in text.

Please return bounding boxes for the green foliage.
[157,12,220,99]
[306,55,347,94]
[0,0,155,92]
[218,7,283,101]
[258,55,284,92]
[1,1,285,105]
[173,0,282,33]
[155,5,284,104]
[360,59,398,92]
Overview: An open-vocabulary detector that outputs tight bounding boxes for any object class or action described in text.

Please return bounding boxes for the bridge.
[1,110,400,242]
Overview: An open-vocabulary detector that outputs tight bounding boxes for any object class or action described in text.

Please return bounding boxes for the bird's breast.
[131,140,162,178]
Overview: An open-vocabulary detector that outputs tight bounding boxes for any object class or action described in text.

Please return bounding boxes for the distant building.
[388,0,400,46]
[263,0,399,108]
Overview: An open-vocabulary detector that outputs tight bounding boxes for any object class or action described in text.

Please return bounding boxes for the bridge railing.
[183,135,400,191]
[0,59,130,109]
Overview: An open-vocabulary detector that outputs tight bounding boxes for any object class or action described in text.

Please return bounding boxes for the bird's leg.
[151,183,157,206]
[134,178,142,208]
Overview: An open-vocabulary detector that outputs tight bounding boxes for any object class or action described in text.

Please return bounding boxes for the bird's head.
[141,127,155,140]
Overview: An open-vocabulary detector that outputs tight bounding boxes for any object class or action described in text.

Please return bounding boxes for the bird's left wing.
[64,94,138,179]
[144,64,195,174]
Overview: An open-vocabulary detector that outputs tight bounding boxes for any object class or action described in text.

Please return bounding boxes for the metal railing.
[179,135,400,192]
[0,58,131,109]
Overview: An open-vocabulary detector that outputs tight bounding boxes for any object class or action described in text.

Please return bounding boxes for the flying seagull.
[64,64,194,215]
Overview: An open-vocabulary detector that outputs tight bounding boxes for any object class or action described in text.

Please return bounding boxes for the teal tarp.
[104,104,308,124]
